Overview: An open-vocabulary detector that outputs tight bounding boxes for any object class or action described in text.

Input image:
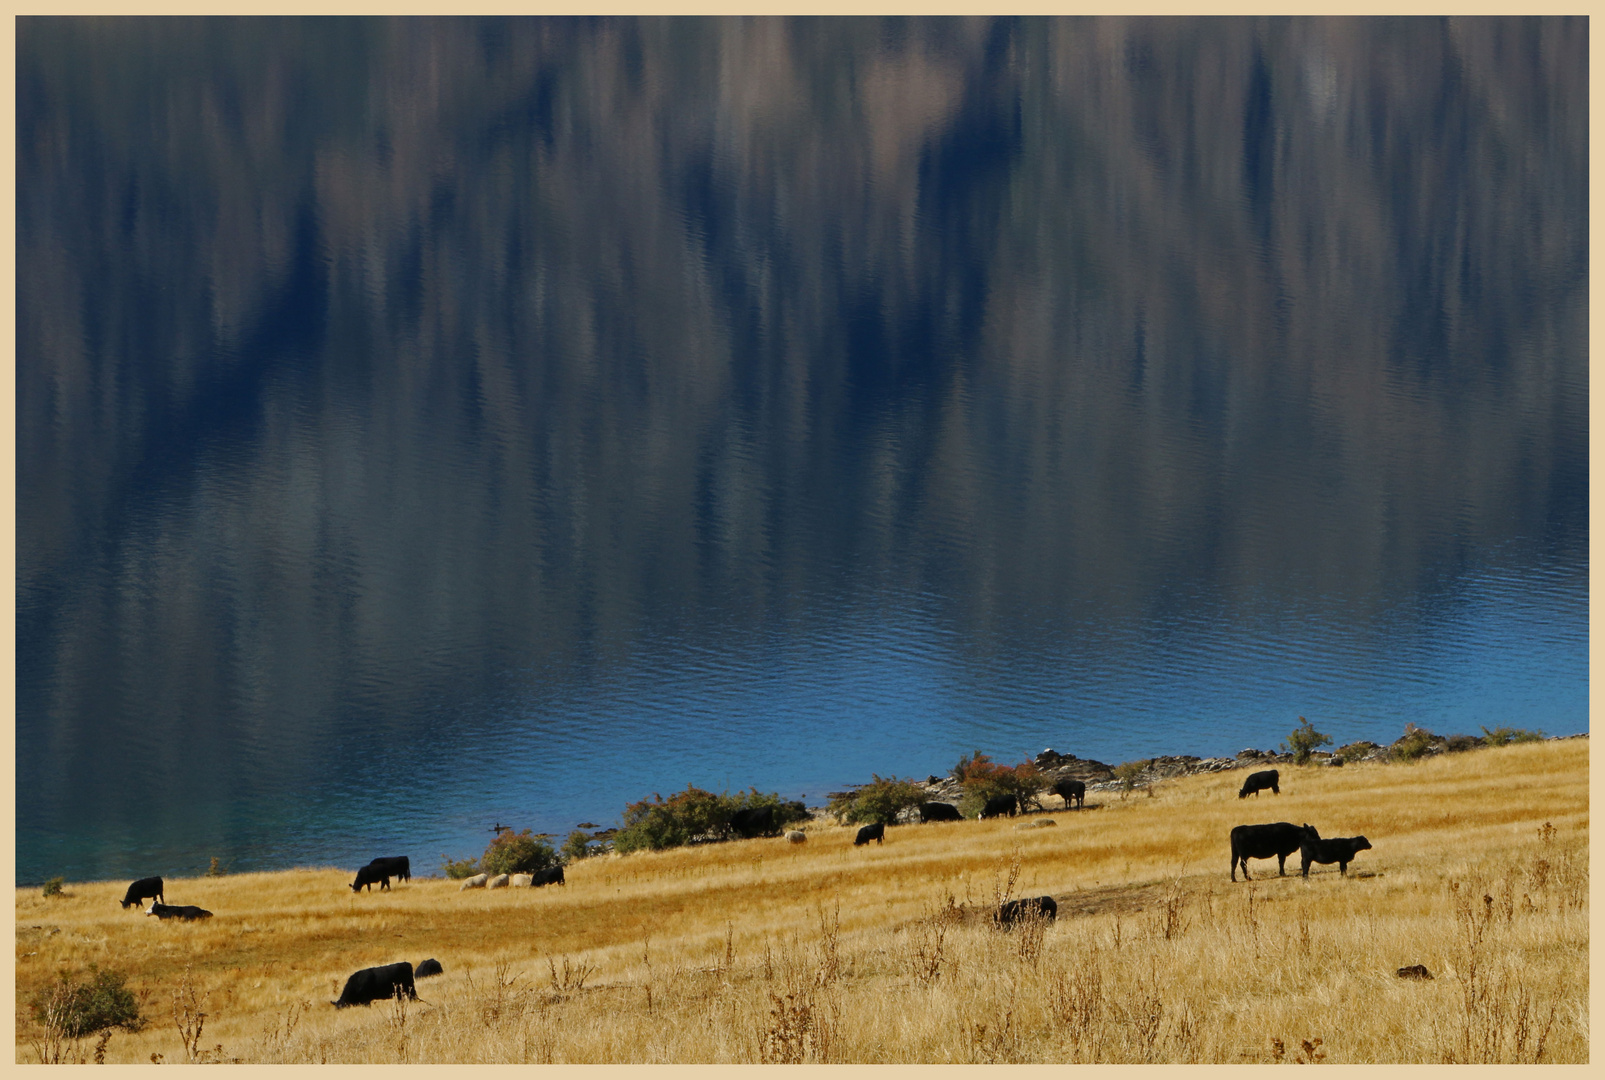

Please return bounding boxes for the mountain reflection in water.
[16,17,1586,882]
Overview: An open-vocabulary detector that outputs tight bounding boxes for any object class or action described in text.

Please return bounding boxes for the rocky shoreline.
[826,729,1589,819]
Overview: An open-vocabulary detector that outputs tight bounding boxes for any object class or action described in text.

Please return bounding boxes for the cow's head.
[145,902,158,916]
[1354,836,1372,851]
[1301,823,1320,840]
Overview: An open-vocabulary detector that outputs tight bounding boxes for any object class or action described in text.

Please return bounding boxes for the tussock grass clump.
[14,739,1587,1063]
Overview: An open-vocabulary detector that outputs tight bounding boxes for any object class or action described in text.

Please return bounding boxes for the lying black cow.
[414,958,444,979]
[121,876,164,910]
[919,802,963,823]
[350,864,391,893]
[146,902,212,921]
[1052,778,1086,810]
[854,822,885,846]
[1230,821,1308,881]
[530,865,565,887]
[363,856,411,883]
[980,794,1018,819]
[996,895,1058,927]
[1238,769,1280,798]
[332,962,417,1008]
[1299,826,1372,877]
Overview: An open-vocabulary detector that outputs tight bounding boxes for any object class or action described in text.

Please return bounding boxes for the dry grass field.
[14,738,1587,1063]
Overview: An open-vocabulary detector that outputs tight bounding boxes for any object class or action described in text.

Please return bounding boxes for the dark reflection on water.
[17,17,1587,883]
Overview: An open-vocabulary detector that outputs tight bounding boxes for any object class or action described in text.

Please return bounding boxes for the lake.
[15,16,1587,884]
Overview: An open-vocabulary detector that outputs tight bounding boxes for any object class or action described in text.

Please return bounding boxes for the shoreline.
[21,731,1587,888]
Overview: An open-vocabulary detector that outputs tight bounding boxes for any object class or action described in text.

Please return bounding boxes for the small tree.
[952,754,1048,816]
[42,877,64,898]
[1112,761,1146,798]
[1283,716,1333,765]
[440,854,479,879]
[827,776,926,825]
[561,831,597,862]
[480,829,559,876]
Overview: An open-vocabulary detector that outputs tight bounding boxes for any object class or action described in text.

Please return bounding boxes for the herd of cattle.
[115,765,1370,1009]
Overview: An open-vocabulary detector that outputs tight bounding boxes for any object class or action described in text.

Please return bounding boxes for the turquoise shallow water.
[16,17,1587,884]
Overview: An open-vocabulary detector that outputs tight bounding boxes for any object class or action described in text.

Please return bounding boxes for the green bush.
[1391,723,1438,762]
[42,877,64,898]
[481,829,559,876]
[440,854,480,880]
[613,786,808,854]
[1336,741,1378,763]
[1282,716,1333,765]
[561,831,597,862]
[1444,734,1480,753]
[1480,725,1546,747]
[827,775,926,825]
[31,967,143,1038]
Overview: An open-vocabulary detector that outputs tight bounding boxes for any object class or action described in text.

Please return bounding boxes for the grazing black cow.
[919,802,963,823]
[146,902,212,921]
[980,794,1018,819]
[854,822,885,846]
[530,865,566,887]
[332,962,417,1008]
[729,805,777,838]
[995,895,1058,927]
[1229,822,1308,881]
[363,856,411,883]
[121,876,164,910]
[1052,778,1086,810]
[350,864,391,893]
[1238,769,1280,799]
[414,958,444,979]
[1298,826,1372,877]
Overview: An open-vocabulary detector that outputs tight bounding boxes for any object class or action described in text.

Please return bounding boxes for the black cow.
[1229,822,1308,881]
[146,902,212,921]
[414,958,444,979]
[364,856,411,883]
[1238,769,1280,799]
[332,962,417,1008]
[1299,826,1372,877]
[350,865,391,893]
[1052,778,1086,810]
[854,822,885,846]
[121,876,164,910]
[730,805,777,838]
[530,865,565,887]
[980,794,1018,819]
[919,802,963,823]
[996,895,1058,927]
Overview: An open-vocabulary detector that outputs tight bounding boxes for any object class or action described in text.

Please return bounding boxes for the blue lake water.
[15,16,1587,884]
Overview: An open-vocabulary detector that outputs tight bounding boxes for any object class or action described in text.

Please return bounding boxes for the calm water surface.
[16,17,1587,883]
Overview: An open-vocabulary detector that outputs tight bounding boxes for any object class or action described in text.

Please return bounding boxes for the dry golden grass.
[15,738,1587,1063]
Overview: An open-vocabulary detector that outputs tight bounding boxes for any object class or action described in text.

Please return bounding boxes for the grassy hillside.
[15,738,1587,1063]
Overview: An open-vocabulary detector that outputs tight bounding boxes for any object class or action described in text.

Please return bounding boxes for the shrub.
[42,877,64,898]
[1391,723,1439,762]
[1336,741,1378,763]
[1481,725,1545,747]
[827,776,926,825]
[1282,716,1333,765]
[1444,734,1479,753]
[950,753,1048,814]
[561,831,597,862]
[31,967,143,1039]
[613,786,808,854]
[1112,761,1147,797]
[481,829,559,876]
[440,854,479,879]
